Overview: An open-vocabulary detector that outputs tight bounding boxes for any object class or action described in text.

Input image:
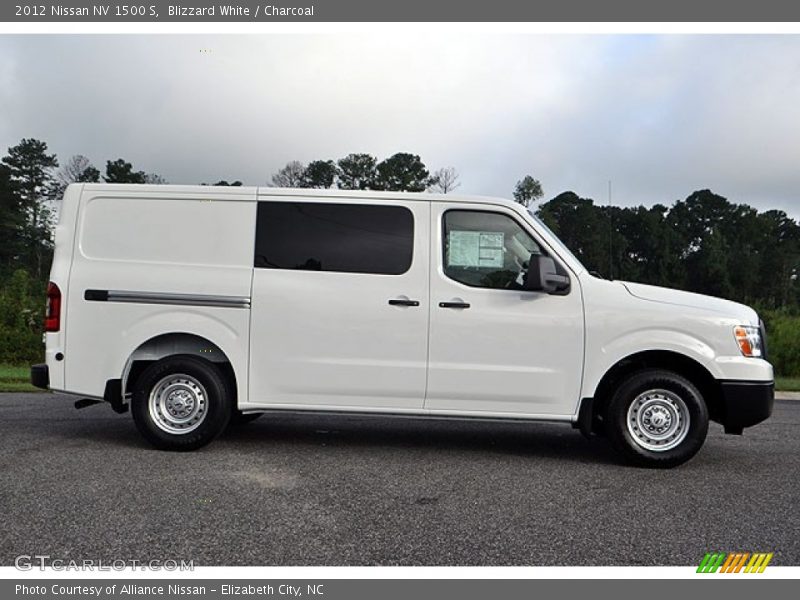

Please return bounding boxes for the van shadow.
[31,404,621,466]
[218,413,622,466]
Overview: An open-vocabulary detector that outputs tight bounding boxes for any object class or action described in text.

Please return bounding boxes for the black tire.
[605,369,708,468]
[229,411,263,427]
[131,355,233,451]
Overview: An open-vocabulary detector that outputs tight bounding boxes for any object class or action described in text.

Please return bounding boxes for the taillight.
[44,282,61,332]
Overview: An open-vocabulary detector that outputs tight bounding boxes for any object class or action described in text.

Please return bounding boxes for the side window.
[443,210,543,289]
[255,201,414,275]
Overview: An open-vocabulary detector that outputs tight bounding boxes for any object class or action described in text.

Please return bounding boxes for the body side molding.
[84,289,250,309]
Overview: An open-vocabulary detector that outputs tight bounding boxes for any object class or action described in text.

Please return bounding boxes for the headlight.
[734,325,763,358]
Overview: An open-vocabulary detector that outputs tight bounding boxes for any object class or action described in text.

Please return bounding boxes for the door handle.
[439,301,470,309]
[388,298,420,307]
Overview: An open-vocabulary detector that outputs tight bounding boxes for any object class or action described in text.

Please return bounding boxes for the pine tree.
[1,139,58,278]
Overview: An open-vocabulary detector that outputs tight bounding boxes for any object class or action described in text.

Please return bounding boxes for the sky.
[0,34,799,215]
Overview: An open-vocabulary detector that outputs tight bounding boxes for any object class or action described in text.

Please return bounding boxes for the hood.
[620,281,758,324]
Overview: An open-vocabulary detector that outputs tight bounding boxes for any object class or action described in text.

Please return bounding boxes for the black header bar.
[4,0,800,23]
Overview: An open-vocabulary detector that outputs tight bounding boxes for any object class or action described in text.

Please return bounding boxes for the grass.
[775,377,800,393]
[0,363,40,393]
[1,363,799,394]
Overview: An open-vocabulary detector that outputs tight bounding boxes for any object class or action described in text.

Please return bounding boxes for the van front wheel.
[605,369,708,468]
[131,356,232,451]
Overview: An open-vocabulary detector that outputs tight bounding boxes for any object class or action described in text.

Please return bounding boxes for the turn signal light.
[734,325,762,358]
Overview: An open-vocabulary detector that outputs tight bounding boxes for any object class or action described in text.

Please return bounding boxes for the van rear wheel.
[131,355,232,451]
[605,369,708,468]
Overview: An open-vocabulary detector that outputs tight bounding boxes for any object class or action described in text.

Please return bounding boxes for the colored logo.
[697,552,774,573]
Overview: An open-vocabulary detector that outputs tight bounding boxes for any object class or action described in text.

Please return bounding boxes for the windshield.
[526,209,585,271]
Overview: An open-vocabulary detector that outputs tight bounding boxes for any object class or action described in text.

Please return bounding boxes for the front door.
[426,202,584,416]
[248,197,430,410]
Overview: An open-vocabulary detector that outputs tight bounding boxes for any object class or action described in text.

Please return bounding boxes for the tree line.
[1,137,799,374]
[537,189,800,309]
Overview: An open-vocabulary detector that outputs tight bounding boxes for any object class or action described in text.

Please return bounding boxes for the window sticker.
[448,231,504,268]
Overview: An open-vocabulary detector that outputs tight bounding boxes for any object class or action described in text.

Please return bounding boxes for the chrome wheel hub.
[626,389,690,452]
[149,374,208,435]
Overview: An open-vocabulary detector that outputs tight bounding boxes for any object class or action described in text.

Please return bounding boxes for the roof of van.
[73,183,522,209]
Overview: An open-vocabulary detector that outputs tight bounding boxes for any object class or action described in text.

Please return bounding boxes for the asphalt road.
[0,393,798,566]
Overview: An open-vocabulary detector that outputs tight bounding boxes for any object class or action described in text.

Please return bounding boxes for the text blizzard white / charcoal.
[166,5,316,16]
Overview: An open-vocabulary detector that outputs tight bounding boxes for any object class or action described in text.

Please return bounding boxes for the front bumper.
[718,380,774,434]
[31,363,49,389]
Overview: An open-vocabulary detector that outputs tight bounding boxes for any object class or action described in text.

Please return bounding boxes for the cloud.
[0,34,798,215]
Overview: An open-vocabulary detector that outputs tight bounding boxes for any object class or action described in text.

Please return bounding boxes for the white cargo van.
[31,184,774,467]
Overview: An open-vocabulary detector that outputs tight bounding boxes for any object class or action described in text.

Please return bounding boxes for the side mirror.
[524,255,570,293]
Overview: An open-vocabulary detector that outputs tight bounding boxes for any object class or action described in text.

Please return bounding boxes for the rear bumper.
[718,380,774,434]
[30,364,49,389]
